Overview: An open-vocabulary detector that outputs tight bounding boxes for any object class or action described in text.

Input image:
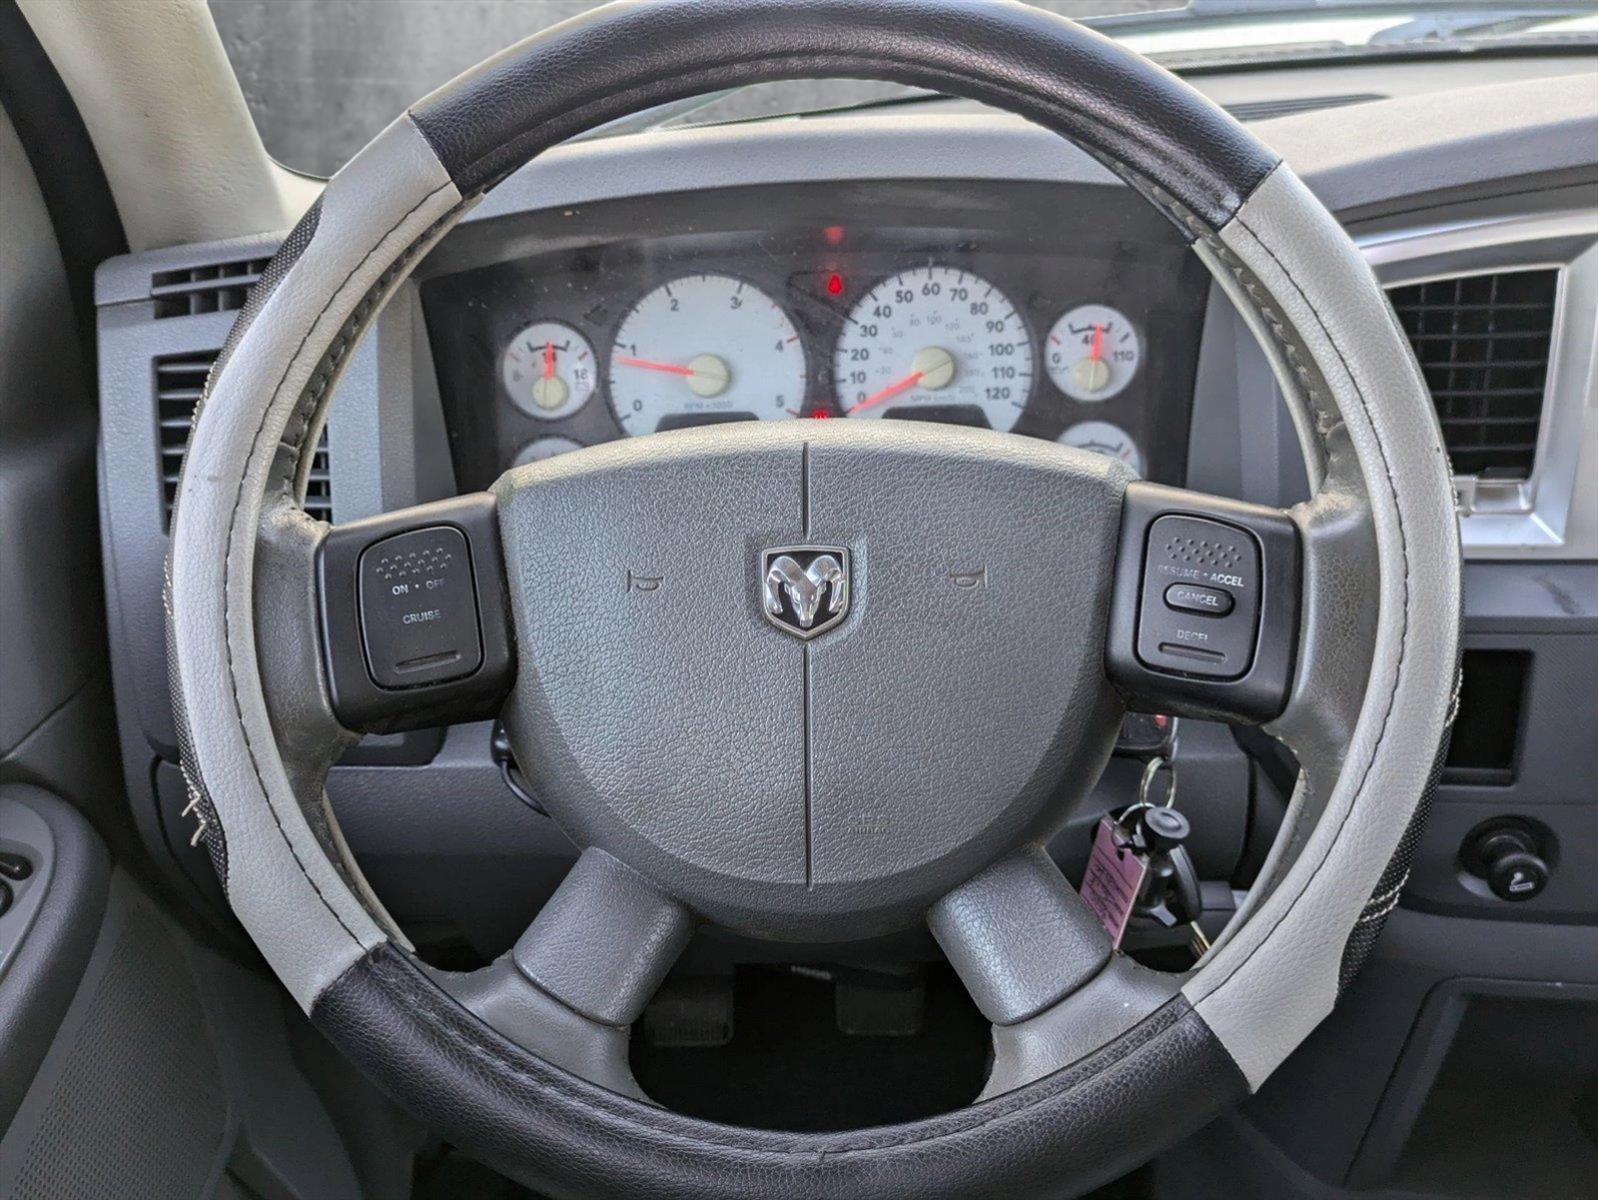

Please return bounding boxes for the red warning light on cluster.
[825,272,845,296]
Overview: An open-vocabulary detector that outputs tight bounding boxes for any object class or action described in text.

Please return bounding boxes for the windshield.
[210,0,1598,177]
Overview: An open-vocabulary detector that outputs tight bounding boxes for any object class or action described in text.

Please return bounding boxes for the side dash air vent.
[1387,269,1559,480]
[156,350,332,530]
[150,256,270,318]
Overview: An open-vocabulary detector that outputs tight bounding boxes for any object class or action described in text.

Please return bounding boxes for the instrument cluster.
[421,180,1209,490]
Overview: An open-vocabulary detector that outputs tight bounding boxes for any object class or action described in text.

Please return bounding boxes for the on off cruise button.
[1164,583,1234,618]
[357,526,483,689]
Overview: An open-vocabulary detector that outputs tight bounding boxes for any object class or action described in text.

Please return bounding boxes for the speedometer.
[833,267,1033,431]
[608,274,805,436]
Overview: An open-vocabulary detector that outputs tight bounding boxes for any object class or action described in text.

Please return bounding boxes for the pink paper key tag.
[1080,816,1148,947]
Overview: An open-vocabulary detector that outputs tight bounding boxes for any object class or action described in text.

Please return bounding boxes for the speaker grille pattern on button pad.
[1162,535,1243,572]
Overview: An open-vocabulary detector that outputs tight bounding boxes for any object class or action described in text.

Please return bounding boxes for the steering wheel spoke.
[510,847,694,1027]
[929,846,1113,1025]
[314,493,515,733]
[433,847,692,1100]
[1105,480,1301,726]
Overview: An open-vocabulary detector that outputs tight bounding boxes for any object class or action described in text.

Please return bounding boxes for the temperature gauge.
[501,321,596,420]
[1046,304,1141,401]
[1060,420,1144,476]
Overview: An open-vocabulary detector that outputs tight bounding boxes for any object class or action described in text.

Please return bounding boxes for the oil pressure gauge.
[501,321,596,420]
[1045,304,1141,401]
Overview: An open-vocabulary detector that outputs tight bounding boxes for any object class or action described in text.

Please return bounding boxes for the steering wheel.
[166,2,1460,1196]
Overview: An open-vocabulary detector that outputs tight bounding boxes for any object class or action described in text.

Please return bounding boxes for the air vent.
[1387,269,1559,480]
[1223,93,1385,122]
[156,349,332,529]
[150,257,270,318]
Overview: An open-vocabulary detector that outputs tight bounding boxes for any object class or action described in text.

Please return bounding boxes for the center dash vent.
[156,349,332,530]
[1223,92,1385,122]
[1387,268,1559,480]
[150,257,270,319]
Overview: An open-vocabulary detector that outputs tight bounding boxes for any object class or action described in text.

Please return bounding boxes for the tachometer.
[833,267,1033,431]
[608,274,805,436]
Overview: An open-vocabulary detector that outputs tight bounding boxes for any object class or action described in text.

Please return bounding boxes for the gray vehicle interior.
[1,1,1594,1197]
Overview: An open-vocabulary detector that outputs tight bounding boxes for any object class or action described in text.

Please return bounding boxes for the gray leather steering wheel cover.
[165,1,1460,1196]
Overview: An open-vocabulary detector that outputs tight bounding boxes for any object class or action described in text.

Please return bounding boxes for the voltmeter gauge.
[1045,305,1141,401]
[501,321,596,419]
[1060,420,1144,476]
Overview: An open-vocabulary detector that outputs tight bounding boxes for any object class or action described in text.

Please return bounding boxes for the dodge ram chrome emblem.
[760,547,850,640]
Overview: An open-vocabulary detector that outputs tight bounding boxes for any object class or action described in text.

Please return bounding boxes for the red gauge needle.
[614,354,696,377]
[542,340,556,380]
[1090,322,1104,364]
[850,369,924,414]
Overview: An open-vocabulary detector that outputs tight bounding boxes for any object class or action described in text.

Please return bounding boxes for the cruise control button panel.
[318,493,514,733]
[358,527,482,689]
[1106,482,1300,725]
[1138,516,1260,680]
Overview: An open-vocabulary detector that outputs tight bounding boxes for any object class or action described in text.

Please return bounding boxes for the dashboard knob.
[1469,826,1550,902]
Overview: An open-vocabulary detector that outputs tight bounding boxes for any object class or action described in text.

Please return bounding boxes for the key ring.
[1138,754,1178,810]
[1113,755,1177,842]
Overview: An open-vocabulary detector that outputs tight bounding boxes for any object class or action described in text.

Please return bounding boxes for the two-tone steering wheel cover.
[166,2,1460,1196]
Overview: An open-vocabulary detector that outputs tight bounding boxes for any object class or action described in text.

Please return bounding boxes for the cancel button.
[1164,583,1235,618]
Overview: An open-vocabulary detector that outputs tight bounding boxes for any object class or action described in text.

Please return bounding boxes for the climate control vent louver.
[156,350,332,530]
[1387,268,1559,480]
[150,256,271,318]
[1223,92,1385,122]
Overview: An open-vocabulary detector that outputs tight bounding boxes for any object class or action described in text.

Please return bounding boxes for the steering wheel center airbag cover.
[493,420,1129,938]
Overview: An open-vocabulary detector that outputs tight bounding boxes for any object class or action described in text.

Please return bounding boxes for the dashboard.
[82,51,1598,1200]
[419,181,1208,490]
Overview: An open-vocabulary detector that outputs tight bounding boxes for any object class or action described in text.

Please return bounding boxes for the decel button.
[357,526,483,690]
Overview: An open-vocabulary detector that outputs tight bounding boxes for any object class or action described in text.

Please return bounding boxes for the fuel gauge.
[513,435,583,466]
[501,321,596,419]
